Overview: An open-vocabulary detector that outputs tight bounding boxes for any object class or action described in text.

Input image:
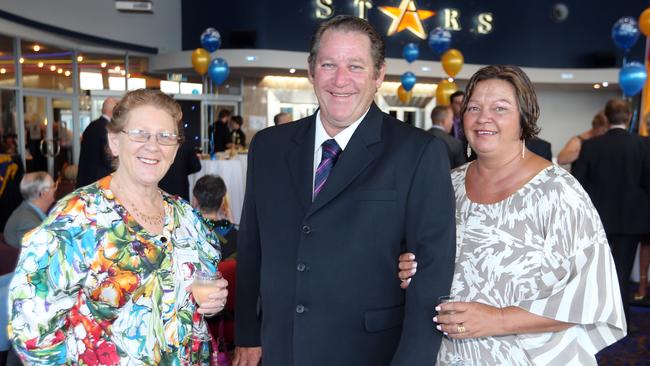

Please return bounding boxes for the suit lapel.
[306,104,383,218]
[286,117,317,214]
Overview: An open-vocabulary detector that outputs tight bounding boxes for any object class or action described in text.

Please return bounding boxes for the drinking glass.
[192,269,222,306]
[438,295,468,366]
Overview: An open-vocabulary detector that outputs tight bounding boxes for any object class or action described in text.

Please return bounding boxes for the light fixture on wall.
[101,62,107,68]
[50,65,56,71]
[593,84,601,89]
[38,62,44,68]
[19,58,24,64]
[33,45,40,52]
[77,55,84,62]
[602,81,609,87]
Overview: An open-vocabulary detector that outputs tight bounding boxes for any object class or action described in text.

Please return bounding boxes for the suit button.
[297,263,306,272]
[302,225,311,234]
[296,304,306,314]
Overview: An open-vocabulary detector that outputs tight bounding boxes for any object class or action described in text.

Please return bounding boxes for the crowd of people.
[0,13,647,366]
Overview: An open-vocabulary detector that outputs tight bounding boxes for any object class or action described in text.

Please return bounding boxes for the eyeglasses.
[121,129,182,146]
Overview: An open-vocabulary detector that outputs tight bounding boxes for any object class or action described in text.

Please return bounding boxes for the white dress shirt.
[312,109,369,196]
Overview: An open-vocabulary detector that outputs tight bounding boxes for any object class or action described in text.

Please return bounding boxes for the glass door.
[23,94,73,180]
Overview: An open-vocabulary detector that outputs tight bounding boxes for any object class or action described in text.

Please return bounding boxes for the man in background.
[573,98,650,328]
[427,105,465,169]
[76,97,117,188]
[210,110,232,153]
[448,91,465,142]
[3,172,56,247]
[273,112,292,126]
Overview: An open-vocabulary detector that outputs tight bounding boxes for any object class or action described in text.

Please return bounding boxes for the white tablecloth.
[188,156,248,224]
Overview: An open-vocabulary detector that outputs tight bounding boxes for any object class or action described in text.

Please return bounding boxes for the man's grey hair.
[20,171,52,201]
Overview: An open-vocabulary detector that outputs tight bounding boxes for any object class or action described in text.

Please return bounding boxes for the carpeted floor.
[596,287,650,366]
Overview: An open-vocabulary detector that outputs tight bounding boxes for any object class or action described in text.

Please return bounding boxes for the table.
[188,156,248,224]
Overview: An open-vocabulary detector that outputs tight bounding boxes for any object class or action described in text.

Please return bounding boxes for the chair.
[207,259,236,349]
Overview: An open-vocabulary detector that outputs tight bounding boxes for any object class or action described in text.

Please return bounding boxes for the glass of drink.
[192,269,222,306]
[437,295,468,366]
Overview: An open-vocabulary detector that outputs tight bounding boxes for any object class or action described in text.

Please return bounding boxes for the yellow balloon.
[436,80,458,106]
[397,85,412,103]
[191,48,210,75]
[640,8,650,37]
[441,49,464,78]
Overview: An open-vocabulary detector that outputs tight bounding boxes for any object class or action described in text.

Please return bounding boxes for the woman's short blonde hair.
[107,89,183,137]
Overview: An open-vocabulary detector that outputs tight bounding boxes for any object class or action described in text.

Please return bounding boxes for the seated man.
[3,172,56,247]
[192,174,238,259]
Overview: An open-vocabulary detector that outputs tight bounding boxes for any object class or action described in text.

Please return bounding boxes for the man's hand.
[398,252,417,289]
[233,346,262,366]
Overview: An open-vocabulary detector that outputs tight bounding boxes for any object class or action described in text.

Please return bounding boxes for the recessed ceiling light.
[37,62,44,68]
[33,45,40,52]
[101,62,107,68]
[19,58,24,64]
[602,81,609,87]
[289,68,296,74]
[64,70,71,77]
[593,84,601,89]
[50,65,56,71]
[77,55,84,62]
[421,66,430,72]
[246,56,257,62]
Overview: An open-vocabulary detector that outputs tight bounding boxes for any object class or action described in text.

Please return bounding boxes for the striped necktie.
[313,139,342,198]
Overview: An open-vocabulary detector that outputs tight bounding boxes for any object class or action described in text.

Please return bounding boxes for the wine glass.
[192,269,222,306]
[438,295,468,366]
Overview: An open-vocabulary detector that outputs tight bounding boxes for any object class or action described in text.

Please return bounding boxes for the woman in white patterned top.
[398,65,625,365]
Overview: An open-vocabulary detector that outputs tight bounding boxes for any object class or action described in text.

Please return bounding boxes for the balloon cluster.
[397,43,419,103]
[191,28,230,85]
[429,27,464,106]
[612,14,648,97]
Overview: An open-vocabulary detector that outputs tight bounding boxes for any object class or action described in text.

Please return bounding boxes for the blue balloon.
[208,58,229,85]
[428,27,452,55]
[612,17,640,51]
[401,72,416,92]
[619,61,647,97]
[201,28,222,53]
[403,43,419,63]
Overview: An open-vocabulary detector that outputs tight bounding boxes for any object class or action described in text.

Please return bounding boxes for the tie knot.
[322,139,341,159]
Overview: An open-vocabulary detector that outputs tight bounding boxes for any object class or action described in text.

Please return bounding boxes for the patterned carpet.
[596,292,650,365]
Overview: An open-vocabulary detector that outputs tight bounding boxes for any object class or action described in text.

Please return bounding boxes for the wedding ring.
[457,324,466,333]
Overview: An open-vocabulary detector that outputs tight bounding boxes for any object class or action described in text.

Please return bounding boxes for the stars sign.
[379,0,435,39]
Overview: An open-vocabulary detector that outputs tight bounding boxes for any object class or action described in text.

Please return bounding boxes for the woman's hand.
[433,301,504,339]
[193,277,229,317]
[398,252,417,289]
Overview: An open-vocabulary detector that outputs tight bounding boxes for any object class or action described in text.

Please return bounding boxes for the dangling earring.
[467,144,472,158]
[521,140,526,159]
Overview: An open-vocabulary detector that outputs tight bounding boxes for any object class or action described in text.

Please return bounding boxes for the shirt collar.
[101,114,111,121]
[314,108,369,153]
[430,125,445,131]
[27,201,47,220]
[609,124,626,130]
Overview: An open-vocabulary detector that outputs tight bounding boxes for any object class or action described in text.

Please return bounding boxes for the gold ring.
[457,324,466,333]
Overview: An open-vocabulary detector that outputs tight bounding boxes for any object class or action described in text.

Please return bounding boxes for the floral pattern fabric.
[436,164,625,365]
[8,175,221,365]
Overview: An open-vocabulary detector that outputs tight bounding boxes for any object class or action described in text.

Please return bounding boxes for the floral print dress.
[8,176,221,365]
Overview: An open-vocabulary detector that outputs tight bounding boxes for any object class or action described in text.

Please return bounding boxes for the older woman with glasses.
[8,89,227,365]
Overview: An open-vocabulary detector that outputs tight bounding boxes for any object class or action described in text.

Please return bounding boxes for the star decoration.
[379,0,435,39]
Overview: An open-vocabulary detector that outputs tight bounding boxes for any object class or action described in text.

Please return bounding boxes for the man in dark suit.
[427,105,466,169]
[234,15,456,366]
[209,110,232,154]
[76,97,117,188]
[526,137,552,161]
[573,98,650,325]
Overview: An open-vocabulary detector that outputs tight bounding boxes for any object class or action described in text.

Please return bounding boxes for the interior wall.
[0,0,181,53]
[535,86,618,159]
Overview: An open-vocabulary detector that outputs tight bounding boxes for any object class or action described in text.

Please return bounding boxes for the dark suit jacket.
[236,104,456,366]
[209,120,231,153]
[76,116,113,188]
[158,143,202,201]
[573,128,650,235]
[526,138,553,161]
[427,127,466,169]
[3,201,42,247]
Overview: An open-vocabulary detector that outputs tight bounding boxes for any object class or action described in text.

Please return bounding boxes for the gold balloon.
[397,85,412,103]
[640,8,650,37]
[441,49,464,78]
[436,80,458,106]
[191,48,210,75]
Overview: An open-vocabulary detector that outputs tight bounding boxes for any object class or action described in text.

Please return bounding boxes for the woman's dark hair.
[461,65,540,141]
